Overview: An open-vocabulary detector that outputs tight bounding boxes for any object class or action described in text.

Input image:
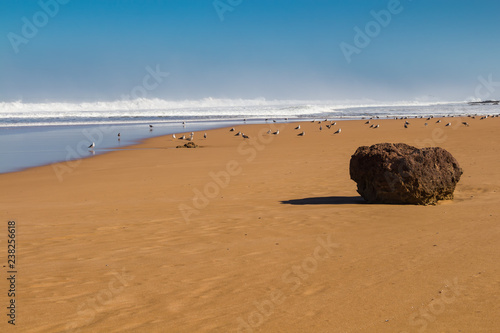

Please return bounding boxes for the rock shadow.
[281,196,366,205]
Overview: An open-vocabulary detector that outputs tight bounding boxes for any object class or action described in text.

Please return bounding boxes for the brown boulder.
[349,143,463,205]
[176,142,199,149]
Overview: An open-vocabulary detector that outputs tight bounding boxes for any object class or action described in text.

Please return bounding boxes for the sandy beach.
[1,117,499,332]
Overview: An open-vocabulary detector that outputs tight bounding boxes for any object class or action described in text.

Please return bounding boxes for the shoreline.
[2,113,498,175]
[0,118,295,174]
[1,117,499,332]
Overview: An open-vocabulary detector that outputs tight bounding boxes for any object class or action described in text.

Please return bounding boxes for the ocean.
[0,98,498,174]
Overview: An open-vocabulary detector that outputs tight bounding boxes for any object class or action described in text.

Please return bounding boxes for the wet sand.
[1,117,499,332]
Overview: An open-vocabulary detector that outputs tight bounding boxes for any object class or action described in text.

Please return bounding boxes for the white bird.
[297,131,305,136]
[267,130,272,134]
[181,135,186,140]
[334,128,341,134]
[172,134,176,139]
[273,130,280,135]
[204,133,207,139]
[88,142,95,149]
[445,122,451,126]
[295,125,301,130]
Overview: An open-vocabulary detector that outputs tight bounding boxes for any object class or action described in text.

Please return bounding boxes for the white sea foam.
[0,97,494,127]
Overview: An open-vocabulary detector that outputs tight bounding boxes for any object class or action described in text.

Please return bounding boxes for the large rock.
[349,143,463,205]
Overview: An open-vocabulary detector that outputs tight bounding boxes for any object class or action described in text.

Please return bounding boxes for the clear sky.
[1,0,499,102]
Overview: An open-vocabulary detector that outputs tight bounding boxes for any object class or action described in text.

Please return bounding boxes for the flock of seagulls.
[87,114,494,151]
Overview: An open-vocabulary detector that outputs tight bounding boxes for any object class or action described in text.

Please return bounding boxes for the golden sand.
[1,117,499,332]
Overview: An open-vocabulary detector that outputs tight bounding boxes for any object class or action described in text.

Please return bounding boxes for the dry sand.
[1,117,499,332]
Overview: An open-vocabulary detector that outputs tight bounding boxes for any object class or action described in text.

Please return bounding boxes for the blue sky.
[1,0,499,102]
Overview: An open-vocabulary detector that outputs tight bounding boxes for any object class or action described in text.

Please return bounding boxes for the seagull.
[319,126,322,130]
[242,134,249,139]
[436,119,441,123]
[88,142,95,150]
[204,133,207,138]
[230,128,235,132]
[149,125,154,129]
[297,131,305,136]
[373,124,380,129]
[462,122,470,127]
[181,135,186,140]
[445,122,451,126]
[235,131,242,136]
[365,121,370,124]
[273,130,280,135]
[334,128,341,134]
[326,124,331,129]
[172,134,176,139]
[295,125,301,130]
[267,130,272,134]
[273,120,277,123]
[370,124,374,128]
[332,122,337,126]
[118,133,121,137]
[404,123,408,128]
